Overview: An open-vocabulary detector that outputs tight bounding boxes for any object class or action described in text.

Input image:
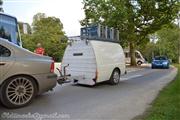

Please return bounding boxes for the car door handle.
[0,63,6,66]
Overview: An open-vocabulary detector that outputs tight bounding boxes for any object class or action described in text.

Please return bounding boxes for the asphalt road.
[0,65,177,120]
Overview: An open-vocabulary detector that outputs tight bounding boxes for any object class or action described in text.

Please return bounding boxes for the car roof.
[154,56,167,58]
[1,38,51,59]
[0,38,22,50]
[154,56,168,60]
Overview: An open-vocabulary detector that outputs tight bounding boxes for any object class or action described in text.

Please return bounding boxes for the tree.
[156,25,180,63]
[21,34,36,52]
[82,0,179,66]
[137,24,180,63]
[21,13,67,61]
[32,13,46,28]
[0,0,2,6]
[0,0,3,12]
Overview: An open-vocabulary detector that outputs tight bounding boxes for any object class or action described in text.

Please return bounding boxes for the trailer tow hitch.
[57,64,71,85]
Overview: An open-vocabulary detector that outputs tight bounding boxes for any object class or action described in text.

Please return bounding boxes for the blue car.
[151,56,170,69]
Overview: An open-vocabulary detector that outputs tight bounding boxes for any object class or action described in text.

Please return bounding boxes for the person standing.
[34,43,45,55]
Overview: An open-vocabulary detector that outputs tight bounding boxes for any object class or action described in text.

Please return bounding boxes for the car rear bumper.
[33,73,57,94]
[152,64,169,68]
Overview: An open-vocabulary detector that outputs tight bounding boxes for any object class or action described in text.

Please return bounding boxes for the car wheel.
[0,76,37,108]
[166,65,170,69]
[109,69,120,85]
[151,66,155,69]
[137,61,142,66]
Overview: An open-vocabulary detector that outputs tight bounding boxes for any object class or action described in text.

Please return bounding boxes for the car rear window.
[154,56,167,60]
[0,45,11,57]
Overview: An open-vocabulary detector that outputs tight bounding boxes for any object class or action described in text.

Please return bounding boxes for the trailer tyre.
[109,69,120,85]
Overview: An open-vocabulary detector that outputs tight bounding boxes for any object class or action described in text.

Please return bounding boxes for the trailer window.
[154,56,167,60]
[0,45,11,57]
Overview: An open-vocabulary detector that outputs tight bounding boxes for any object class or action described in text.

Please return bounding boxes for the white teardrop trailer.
[57,25,126,86]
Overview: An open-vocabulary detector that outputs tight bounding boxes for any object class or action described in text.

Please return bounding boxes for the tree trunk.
[130,42,137,66]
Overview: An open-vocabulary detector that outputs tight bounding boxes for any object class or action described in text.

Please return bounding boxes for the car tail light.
[50,59,55,73]
[60,61,63,71]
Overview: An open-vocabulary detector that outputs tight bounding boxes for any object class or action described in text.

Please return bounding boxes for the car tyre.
[166,66,170,69]
[109,69,120,85]
[0,76,37,109]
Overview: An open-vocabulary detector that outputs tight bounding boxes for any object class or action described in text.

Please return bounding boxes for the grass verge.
[134,65,180,120]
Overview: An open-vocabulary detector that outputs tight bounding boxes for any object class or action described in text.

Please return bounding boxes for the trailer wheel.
[109,69,120,85]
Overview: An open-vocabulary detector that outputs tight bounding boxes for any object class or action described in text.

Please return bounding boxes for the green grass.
[135,65,180,120]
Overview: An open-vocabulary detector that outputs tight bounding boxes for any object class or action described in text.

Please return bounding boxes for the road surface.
[0,65,177,120]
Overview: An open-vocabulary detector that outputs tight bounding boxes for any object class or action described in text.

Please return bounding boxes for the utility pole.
[151,34,157,59]
[178,12,180,64]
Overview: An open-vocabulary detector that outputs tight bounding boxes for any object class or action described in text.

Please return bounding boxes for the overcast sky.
[3,0,85,36]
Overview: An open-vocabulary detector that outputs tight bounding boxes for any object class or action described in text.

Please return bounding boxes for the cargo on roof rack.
[80,24,119,43]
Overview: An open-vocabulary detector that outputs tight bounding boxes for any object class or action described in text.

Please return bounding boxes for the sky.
[2,0,85,36]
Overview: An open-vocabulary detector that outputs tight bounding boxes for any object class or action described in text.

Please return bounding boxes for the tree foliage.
[0,0,3,12]
[21,13,67,62]
[21,34,36,52]
[138,24,180,63]
[0,0,2,5]
[82,0,179,65]
[156,25,180,63]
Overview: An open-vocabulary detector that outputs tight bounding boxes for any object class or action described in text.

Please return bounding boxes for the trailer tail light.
[96,70,98,80]
[93,70,98,82]
[50,59,55,73]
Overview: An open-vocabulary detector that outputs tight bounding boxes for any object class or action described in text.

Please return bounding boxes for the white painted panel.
[91,40,126,82]
[62,40,126,85]
[62,41,97,84]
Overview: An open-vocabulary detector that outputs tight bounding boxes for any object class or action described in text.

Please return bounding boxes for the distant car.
[151,56,170,69]
[0,39,57,108]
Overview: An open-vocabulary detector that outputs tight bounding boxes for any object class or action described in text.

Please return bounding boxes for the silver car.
[0,39,57,108]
